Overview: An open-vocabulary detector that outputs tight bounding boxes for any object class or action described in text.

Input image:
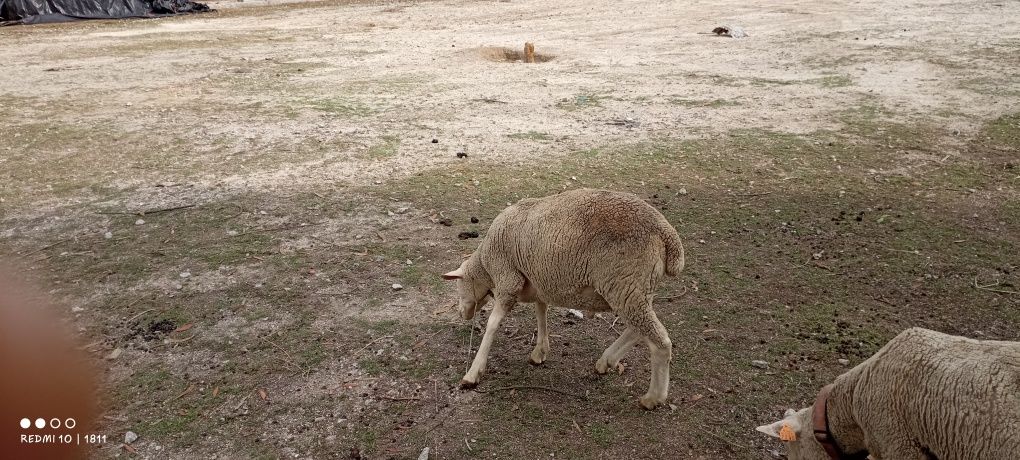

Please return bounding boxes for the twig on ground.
[259,335,306,374]
[96,204,195,216]
[659,286,689,301]
[471,385,588,400]
[735,192,771,197]
[696,425,749,451]
[973,277,1020,295]
[22,237,73,256]
[354,335,395,356]
[378,395,421,401]
[464,439,472,452]
[163,384,195,405]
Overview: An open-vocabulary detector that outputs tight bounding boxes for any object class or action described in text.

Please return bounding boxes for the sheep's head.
[756,408,828,459]
[441,258,492,320]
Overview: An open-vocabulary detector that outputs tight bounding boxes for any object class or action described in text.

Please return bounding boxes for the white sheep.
[442,188,685,409]
[757,327,1020,459]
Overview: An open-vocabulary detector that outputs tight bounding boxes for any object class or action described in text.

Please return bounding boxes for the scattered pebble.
[71,306,84,313]
[458,231,479,240]
[417,447,430,460]
[124,431,138,444]
[678,188,688,195]
[106,348,123,360]
[838,358,850,366]
[392,283,403,291]
[104,231,113,239]
[470,216,479,223]
[180,272,191,278]
[566,309,584,319]
[227,230,239,236]
[405,259,413,265]
[135,219,145,225]
[751,360,769,369]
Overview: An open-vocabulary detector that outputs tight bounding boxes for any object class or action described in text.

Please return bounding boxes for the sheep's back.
[486,189,680,306]
[854,327,1020,458]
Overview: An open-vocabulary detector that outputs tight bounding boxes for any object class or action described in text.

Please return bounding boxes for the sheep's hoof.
[528,350,547,366]
[594,359,610,374]
[459,379,478,390]
[639,395,663,410]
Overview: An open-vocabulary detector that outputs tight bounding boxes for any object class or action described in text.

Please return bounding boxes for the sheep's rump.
[852,327,1020,458]
[487,188,683,309]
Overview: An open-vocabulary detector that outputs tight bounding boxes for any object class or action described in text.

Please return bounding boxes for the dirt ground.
[1,0,1018,458]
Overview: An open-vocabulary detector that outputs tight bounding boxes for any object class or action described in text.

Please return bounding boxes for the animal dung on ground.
[712,25,748,38]
[458,231,479,239]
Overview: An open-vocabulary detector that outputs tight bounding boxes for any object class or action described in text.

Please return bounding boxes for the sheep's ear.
[441,267,464,280]
[756,420,786,439]
[756,410,801,441]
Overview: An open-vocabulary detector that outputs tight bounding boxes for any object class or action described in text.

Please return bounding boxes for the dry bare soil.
[1,0,1018,458]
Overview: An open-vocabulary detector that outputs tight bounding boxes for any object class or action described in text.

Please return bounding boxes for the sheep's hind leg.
[460,296,513,389]
[528,301,550,365]
[625,305,672,410]
[595,326,641,374]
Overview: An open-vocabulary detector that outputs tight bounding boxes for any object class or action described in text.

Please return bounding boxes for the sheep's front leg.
[460,297,512,388]
[528,301,550,365]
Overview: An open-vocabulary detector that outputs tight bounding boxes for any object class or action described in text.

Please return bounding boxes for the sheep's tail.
[662,232,685,277]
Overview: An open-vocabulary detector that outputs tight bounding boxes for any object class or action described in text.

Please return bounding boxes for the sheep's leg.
[626,306,672,410]
[595,326,641,374]
[528,301,550,365]
[460,298,512,388]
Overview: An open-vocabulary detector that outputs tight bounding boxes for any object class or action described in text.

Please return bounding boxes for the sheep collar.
[812,384,869,460]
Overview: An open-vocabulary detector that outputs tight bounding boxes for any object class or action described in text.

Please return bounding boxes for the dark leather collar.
[812,384,870,460]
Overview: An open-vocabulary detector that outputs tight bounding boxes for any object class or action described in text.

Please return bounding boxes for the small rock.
[470,216,479,223]
[226,230,239,236]
[71,306,84,313]
[135,219,145,226]
[751,360,769,369]
[431,138,439,144]
[180,272,191,278]
[106,348,123,360]
[457,231,479,240]
[405,259,413,265]
[396,207,409,214]
[104,231,113,239]
[417,447,430,460]
[392,283,403,291]
[678,188,688,195]
[838,358,850,366]
[124,431,138,444]
[566,309,584,319]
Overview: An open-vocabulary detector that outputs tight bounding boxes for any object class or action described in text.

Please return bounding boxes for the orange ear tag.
[779,424,797,441]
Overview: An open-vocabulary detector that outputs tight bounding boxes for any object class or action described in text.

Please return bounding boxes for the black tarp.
[0,0,211,25]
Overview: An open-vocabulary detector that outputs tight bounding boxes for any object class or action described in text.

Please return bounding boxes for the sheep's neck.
[824,377,868,456]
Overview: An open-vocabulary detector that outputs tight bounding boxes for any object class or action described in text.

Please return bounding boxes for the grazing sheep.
[442,188,684,409]
[757,327,1020,460]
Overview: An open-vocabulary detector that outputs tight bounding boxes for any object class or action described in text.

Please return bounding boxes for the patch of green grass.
[363,135,400,159]
[984,112,1020,148]
[556,92,605,111]
[306,97,375,117]
[507,131,553,141]
[668,98,741,108]
[587,422,614,447]
[814,74,854,88]
[135,410,198,438]
[358,357,383,376]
